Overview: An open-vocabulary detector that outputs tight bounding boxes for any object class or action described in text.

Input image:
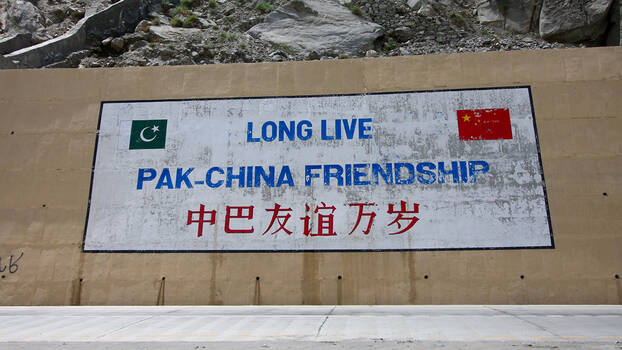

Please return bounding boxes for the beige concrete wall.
[0,47,621,305]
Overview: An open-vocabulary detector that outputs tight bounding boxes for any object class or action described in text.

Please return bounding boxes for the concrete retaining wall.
[0,47,621,305]
[4,0,150,68]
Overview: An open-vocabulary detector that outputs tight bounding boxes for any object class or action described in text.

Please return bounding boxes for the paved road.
[0,305,620,349]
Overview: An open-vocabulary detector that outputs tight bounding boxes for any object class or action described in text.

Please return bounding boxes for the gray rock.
[4,0,45,37]
[237,16,262,31]
[198,18,216,28]
[477,1,504,27]
[270,53,284,61]
[504,0,539,33]
[135,19,150,32]
[149,25,201,41]
[392,26,413,42]
[247,0,383,55]
[67,7,86,21]
[102,37,113,46]
[44,49,91,68]
[477,0,540,33]
[47,6,68,24]
[407,0,424,10]
[539,0,614,42]
[417,3,437,16]
[365,49,378,57]
[111,37,125,52]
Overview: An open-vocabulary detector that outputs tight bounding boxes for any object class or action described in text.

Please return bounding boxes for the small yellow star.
[462,115,471,122]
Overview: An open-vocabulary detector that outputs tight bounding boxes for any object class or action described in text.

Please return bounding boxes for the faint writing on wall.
[0,252,24,278]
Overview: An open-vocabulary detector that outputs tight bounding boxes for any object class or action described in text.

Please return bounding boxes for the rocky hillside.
[0,0,620,69]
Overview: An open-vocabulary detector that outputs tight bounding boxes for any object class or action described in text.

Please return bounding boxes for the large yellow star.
[462,114,471,122]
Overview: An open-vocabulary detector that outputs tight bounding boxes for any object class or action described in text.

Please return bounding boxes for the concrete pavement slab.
[0,305,620,349]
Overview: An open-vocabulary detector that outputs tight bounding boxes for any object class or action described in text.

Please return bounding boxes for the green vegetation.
[151,17,161,25]
[208,0,217,8]
[181,0,200,8]
[344,3,363,16]
[171,15,183,27]
[383,38,397,53]
[450,12,466,26]
[171,5,190,16]
[161,0,172,11]
[270,42,296,55]
[183,14,200,28]
[218,31,237,42]
[255,1,273,14]
[204,44,215,58]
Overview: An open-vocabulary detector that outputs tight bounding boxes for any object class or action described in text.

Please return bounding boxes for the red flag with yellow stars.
[457,108,513,141]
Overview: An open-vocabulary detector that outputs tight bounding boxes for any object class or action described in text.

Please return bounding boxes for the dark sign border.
[82,85,554,253]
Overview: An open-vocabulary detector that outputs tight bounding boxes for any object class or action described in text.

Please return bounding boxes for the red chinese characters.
[386,200,419,235]
[187,204,216,237]
[186,201,420,238]
[300,202,337,237]
[263,203,293,235]
[348,202,376,235]
[224,205,254,233]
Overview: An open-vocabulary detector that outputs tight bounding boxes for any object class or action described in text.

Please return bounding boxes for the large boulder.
[247,0,383,55]
[2,0,46,40]
[477,0,540,33]
[539,0,614,42]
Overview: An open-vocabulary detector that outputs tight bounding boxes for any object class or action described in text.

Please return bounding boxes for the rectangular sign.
[83,86,553,252]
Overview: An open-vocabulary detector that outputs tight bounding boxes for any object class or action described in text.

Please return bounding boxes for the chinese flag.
[457,108,513,141]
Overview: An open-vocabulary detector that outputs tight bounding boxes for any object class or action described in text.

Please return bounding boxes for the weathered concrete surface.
[0,47,621,306]
[0,33,33,55]
[0,55,18,69]
[4,0,150,68]
[0,305,620,344]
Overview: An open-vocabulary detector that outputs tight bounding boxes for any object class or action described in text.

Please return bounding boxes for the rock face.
[1,0,612,69]
[539,0,614,42]
[2,0,46,41]
[477,0,540,33]
[247,0,383,55]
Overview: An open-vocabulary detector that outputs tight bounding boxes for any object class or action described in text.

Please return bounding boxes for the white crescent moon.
[139,126,157,142]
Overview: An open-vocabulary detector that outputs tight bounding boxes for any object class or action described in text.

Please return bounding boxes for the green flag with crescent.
[129,120,167,150]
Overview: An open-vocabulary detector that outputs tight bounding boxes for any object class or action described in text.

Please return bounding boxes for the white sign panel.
[84,87,553,252]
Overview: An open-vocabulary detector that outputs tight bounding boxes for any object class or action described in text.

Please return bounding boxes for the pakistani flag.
[129,120,167,150]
